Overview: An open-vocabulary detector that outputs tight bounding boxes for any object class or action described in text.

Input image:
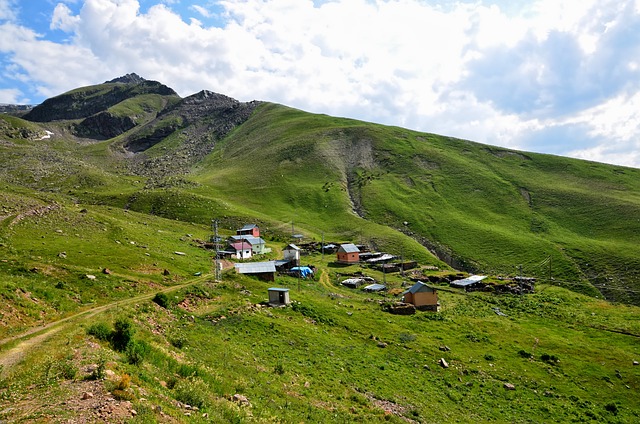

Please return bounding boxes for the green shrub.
[177,363,203,378]
[604,402,618,415]
[126,340,150,365]
[173,378,209,409]
[540,353,559,364]
[518,349,533,359]
[86,322,111,341]
[152,292,171,308]
[111,317,134,352]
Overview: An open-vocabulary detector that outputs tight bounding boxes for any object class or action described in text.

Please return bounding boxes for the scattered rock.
[163,269,170,276]
[85,274,96,280]
[504,383,516,390]
[131,409,137,416]
[102,268,111,274]
[81,392,94,400]
[377,342,388,348]
[423,364,431,371]
[633,361,639,366]
[232,394,251,406]
[58,252,67,259]
[439,345,451,352]
[174,251,186,256]
[439,358,449,368]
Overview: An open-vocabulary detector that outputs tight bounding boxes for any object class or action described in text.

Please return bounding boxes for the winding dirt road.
[0,274,212,376]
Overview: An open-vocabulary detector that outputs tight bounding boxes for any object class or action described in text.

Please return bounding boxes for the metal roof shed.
[363,283,387,292]
[268,287,290,306]
[235,261,277,281]
[450,275,487,288]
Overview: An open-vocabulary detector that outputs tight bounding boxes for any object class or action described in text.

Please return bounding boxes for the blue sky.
[1,0,639,168]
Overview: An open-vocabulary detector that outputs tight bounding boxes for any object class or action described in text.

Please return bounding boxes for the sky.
[1,0,639,168]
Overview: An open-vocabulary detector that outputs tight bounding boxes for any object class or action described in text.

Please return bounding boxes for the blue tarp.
[291,266,313,278]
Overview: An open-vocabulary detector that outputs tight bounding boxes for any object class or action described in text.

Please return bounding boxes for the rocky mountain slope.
[1,74,639,305]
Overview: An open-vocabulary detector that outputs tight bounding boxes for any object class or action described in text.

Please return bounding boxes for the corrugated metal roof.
[235,261,276,274]
[230,235,265,245]
[338,243,360,253]
[268,287,289,292]
[402,281,436,295]
[451,275,487,287]
[363,283,387,292]
[240,224,258,230]
[285,244,300,251]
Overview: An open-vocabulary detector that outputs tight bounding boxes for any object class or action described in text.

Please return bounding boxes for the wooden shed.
[268,287,290,306]
[402,281,439,311]
[337,243,360,264]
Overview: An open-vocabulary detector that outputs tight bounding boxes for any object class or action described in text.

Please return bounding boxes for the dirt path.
[0,274,212,376]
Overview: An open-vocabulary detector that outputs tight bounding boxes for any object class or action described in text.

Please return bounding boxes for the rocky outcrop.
[123,91,261,177]
[74,111,137,139]
[24,79,177,122]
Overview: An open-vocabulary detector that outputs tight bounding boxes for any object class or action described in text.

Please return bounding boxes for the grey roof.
[240,224,258,231]
[230,235,265,245]
[363,283,387,292]
[338,243,360,253]
[284,244,300,251]
[268,287,289,292]
[402,281,436,295]
[450,275,487,287]
[235,261,276,274]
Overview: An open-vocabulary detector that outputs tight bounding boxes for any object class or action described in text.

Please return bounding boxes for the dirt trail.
[0,274,211,376]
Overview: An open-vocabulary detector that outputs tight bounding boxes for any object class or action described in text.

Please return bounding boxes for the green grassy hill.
[0,77,639,422]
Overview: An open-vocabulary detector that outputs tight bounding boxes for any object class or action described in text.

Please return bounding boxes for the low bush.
[111,317,134,352]
[86,322,111,341]
[152,292,171,308]
[126,340,150,365]
[173,378,210,409]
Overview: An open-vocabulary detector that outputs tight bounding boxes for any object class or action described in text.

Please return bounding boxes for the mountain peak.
[106,73,146,84]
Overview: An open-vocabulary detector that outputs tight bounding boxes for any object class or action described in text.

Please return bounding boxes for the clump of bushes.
[85,317,150,365]
[518,349,533,359]
[152,292,171,308]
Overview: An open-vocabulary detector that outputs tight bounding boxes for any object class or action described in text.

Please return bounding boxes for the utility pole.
[212,219,221,282]
[321,232,324,260]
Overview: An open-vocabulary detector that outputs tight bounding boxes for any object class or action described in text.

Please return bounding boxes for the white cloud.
[191,5,212,18]
[0,0,18,21]
[0,87,22,103]
[0,0,639,167]
[51,3,80,31]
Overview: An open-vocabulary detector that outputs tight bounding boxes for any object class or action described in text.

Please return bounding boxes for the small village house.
[230,235,271,255]
[237,224,260,238]
[283,244,301,263]
[228,239,253,260]
[402,281,439,311]
[337,243,360,264]
[268,287,290,306]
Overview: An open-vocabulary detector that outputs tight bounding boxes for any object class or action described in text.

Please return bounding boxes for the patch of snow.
[39,131,54,140]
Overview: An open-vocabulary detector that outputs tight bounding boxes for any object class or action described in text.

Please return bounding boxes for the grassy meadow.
[0,82,639,421]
